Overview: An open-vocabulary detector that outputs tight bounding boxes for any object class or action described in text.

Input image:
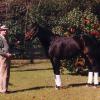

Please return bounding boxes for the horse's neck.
[37,27,54,51]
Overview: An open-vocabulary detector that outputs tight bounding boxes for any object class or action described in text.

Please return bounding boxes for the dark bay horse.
[25,23,100,89]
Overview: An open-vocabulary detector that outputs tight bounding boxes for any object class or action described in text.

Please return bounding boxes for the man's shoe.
[0,90,10,94]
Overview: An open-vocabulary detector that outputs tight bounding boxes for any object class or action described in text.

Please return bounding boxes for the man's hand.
[5,53,12,58]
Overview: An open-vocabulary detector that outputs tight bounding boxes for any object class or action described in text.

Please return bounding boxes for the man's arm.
[0,37,11,58]
[0,37,5,55]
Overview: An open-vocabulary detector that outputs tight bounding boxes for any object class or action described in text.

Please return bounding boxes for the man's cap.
[0,25,8,31]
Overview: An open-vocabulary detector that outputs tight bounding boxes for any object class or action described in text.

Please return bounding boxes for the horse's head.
[79,34,98,56]
[82,34,97,46]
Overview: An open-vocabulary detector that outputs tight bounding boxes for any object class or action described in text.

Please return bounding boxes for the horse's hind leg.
[50,57,62,89]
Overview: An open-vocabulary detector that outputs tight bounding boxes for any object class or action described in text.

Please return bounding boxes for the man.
[0,25,12,94]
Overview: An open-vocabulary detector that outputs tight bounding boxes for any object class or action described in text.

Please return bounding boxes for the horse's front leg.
[85,56,99,87]
[87,65,99,88]
[50,57,62,89]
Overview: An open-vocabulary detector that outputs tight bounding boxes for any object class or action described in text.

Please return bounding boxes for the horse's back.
[49,36,81,59]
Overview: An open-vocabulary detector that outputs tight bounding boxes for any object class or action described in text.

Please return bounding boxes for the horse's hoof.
[55,85,62,90]
[86,83,93,87]
[93,84,99,88]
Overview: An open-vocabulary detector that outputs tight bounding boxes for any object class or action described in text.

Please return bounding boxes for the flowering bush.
[65,7,100,38]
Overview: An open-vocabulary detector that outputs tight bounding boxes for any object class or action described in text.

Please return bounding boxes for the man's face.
[0,30,8,36]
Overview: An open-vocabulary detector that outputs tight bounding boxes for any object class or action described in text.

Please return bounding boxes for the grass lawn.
[0,59,100,100]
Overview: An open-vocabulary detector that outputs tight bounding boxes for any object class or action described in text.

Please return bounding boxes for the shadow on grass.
[67,70,88,76]
[11,68,52,72]
[11,59,50,68]
[11,63,33,68]
[9,86,54,93]
[8,83,14,86]
[9,83,89,94]
[8,82,93,94]
[67,83,87,88]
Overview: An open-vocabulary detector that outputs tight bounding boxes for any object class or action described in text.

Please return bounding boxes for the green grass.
[0,59,100,100]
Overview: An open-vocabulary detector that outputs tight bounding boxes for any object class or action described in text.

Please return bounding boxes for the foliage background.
[0,0,100,33]
[0,0,100,59]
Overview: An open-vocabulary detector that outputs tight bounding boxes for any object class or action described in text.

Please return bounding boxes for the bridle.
[24,25,38,41]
